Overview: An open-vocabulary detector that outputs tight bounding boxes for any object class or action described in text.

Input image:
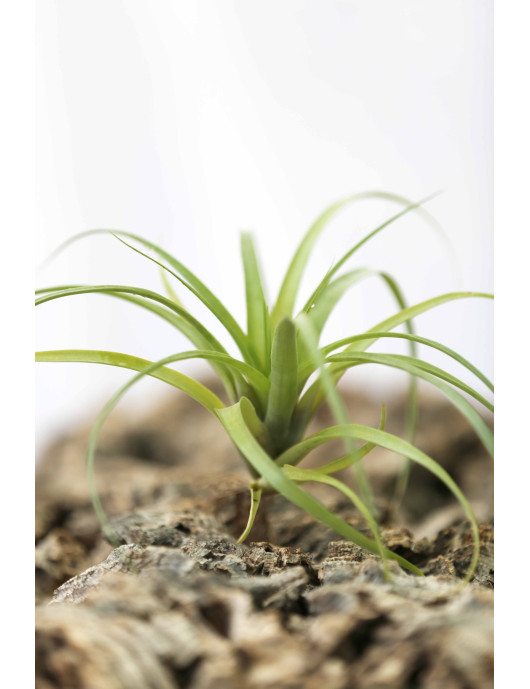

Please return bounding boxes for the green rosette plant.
[36,192,493,581]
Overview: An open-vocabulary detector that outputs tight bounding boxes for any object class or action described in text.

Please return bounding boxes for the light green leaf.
[80,351,229,544]
[36,284,228,352]
[300,405,387,475]
[318,352,494,458]
[297,292,493,431]
[36,349,225,411]
[36,285,85,294]
[36,283,240,401]
[296,270,418,387]
[35,348,270,412]
[305,268,374,335]
[278,422,480,582]
[238,396,274,460]
[302,271,420,486]
[217,400,423,575]
[265,318,299,452]
[159,266,183,307]
[296,313,379,526]
[288,192,445,317]
[46,229,252,361]
[328,352,493,413]
[241,232,271,373]
[296,268,371,381]
[341,292,494,355]
[309,194,442,301]
[237,485,262,544]
[276,190,443,323]
[283,464,388,579]
[318,331,493,392]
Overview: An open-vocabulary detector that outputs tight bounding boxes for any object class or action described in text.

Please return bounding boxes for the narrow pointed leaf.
[81,351,231,544]
[46,229,251,360]
[318,331,493,392]
[36,283,240,400]
[36,349,225,411]
[241,232,271,373]
[313,194,441,294]
[237,486,262,543]
[306,405,387,475]
[341,292,493,355]
[299,193,441,315]
[272,190,447,323]
[328,352,493,412]
[297,292,493,428]
[265,318,299,451]
[305,268,374,335]
[216,401,423,575]
[278,422,480,581]
[283,464,389,578]
[320,353,494,457]
[296,269,418,391]
[296,313,379,523]
[239,397,275,458]
[36,284,228,352]
[159,266,183,307]
[36,348,269,410]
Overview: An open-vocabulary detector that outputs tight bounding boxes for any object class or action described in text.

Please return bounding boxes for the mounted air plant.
[36,192,493,581]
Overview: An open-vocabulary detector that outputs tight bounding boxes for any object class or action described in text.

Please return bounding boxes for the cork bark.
[36,386,493,689]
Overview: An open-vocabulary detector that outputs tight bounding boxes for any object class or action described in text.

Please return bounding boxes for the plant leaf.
[299,271,420,501]
[283,464,389,579]
[275,190,444,323]
[296,269,372,384]
[328,352,493,413]
[238,397,275,459]
[296,292,493,434]
[296,313,379,533]
[237,485,262,543]
[36,284,227,351]
[35,349,226,410]
[79,351,229,544]
[277,422,480,582]
[216,400,423,575]
[305,268,374,335]
[318,331,493,392]
[241,232,271,373]
[295,405,387,474]
[341,292,493,355]
[317,352,494,457]
[46,229,252,361]
[296,269,418,386]
[159,266,183,307]
[312,195,444,302]
[35,348,271,412]
[265,318,299,452]
[36,283,241,401]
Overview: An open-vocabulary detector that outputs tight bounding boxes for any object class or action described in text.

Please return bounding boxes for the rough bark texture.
[36,386,493,689]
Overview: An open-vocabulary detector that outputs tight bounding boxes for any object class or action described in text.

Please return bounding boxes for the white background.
[36,0,493,455]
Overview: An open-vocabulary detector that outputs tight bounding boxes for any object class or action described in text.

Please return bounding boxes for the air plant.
[36,192,493,581]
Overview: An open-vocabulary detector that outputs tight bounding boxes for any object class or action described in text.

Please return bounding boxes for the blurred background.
[36,0,493,458]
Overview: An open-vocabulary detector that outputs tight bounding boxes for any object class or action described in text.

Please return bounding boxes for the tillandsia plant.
[36,192,494,582]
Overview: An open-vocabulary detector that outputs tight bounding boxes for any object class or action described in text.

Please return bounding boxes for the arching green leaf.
[217,400,423,575]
